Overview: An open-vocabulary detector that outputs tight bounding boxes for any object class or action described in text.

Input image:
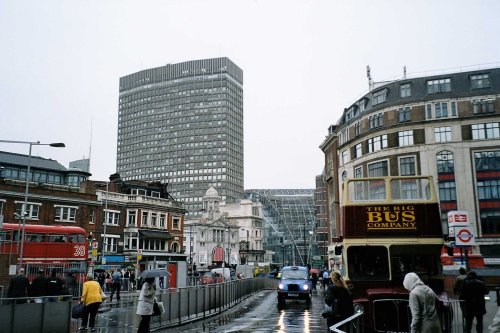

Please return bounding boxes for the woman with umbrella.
[136,269,169,332]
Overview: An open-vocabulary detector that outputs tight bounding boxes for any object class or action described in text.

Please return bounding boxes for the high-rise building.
[117,58,244,214]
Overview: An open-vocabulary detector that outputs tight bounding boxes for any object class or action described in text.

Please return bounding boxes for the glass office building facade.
[245,189,316,267]
[117,58,244,214]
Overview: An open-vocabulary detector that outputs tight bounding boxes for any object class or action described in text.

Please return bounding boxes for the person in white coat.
[403,272,442,333]
[136,277,156,333]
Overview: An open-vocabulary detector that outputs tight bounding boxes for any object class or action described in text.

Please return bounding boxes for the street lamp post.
[0,140,65,270]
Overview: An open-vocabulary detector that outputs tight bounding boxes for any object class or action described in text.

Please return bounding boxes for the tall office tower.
[117,58,244,214]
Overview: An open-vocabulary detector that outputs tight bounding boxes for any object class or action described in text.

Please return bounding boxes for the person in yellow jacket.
[80,273,103,331]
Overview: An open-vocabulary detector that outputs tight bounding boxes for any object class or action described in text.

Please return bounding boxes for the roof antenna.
[403,65,407,79]
[367,65,373,91]
[88,119,93,174]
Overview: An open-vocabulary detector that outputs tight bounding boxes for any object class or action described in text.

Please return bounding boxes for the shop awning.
[139,230,173,240]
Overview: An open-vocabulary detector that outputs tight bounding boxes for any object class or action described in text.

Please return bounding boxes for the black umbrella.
[139,269,171,279]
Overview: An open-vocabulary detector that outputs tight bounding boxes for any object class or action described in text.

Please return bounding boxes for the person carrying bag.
[323,271,354,330]
[79,273,103,332]
[136,277,156,333]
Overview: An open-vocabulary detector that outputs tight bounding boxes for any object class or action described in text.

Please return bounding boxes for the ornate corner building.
[320,67,500,265]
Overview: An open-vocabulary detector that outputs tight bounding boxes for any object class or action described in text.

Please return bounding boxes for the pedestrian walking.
[460,271,488,333]
[65,272,77,298]
[110,269,122,302]
[323,271,354,330]
[79,273,103,332]
[8,268,30,303]
[30,268,48,303]
[124,270,130,291]
[322,270,330,290]
[97,271,105,289]
[136,277,157,333]
[130,271,136,290]
[403,272,442,333]
[453,267,467,297]
[46,269,63,301]
[105,272,112,292]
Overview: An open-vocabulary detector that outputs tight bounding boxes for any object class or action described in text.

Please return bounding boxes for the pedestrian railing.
[149,277,277,330]
[0,295,73,333]
[329,303,365,333]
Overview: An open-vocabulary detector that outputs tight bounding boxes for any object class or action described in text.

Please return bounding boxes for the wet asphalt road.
[72,288,330,333]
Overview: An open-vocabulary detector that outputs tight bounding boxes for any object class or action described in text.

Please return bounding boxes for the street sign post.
[454,226,475,246]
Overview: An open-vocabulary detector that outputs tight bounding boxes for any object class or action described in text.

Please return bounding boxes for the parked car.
[199,271,224,285]
[277,266,312,304]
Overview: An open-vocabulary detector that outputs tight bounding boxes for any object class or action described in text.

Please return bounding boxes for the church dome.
[205,187,219,198]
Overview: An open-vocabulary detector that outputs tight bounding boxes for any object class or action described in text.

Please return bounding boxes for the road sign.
[448,211,470,227]
[454,226,475,246]
[91,241,98,249]
[91,249,97,257]
[137,254,142,260]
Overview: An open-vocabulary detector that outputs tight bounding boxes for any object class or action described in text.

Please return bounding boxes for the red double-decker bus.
[339,176,444,332]
[0,223,88,264]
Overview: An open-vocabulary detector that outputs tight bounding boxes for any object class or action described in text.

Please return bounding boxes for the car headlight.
[303,284,309,291]
[278,283,284,289]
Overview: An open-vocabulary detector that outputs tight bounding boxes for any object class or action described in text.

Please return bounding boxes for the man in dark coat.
[460,271,488,333]
[46,269,63,301]
[8,268,30,303]
[30,269,48,302]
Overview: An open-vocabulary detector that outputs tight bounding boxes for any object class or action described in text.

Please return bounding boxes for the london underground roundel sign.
[454,226,475,246]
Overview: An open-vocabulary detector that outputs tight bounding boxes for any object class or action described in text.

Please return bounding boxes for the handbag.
[71,302,85,319]
[153,300,162,316]
[101,288,108,301]
[321,299,340,318]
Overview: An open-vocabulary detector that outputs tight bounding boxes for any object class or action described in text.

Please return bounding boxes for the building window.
[398,130,414,146]
[339,128,349,145]
[104,210,120,226]
[435,126,452,143]
[372,90,387,106]
[472,123,500,140]
[15,202,40,219]
[437,151,454,173]
[426,101,458,119]
[341,150,349,165]
[368,160,389,177]
[141,211,149,226]
[475,151,500,171]
[400,83,411,98]
[103,235,119,253]
[369,113,384,129]
[472,98,495,114]
[477,179,500,199]
[368,134,388,153]
[172,216,180,230]
[471,74,490,89]
[89,209,95,224]
[55,206,77,222]
[354,122,361,137]
[399,156,416,176]
[358,99,366,113]
[354,167,363,178]
[159,214,166,228]
[355,143,362,158]
[427,78,451,94]
[341,171,348,181]
[398,107,411,122]
[480,210,500,234]
[439,182,457,201]
[151,191,161,198]
[127,210,137,227]
[151,213,158,227]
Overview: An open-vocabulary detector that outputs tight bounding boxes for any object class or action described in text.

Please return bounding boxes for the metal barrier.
[0,295,73,333]
[150,277,277,330]
[329,303,365,333]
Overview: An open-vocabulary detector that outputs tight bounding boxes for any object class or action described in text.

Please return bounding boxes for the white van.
[211,267,231,281]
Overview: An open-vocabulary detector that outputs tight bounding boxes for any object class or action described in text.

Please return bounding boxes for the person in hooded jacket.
[403,272,442,333]
[136,277,156,333]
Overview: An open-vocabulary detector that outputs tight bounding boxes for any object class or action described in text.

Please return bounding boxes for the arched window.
[437,151,454,173]
[170,241,180,253]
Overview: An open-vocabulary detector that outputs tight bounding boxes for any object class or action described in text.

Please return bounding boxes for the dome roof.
[205,187,219,197]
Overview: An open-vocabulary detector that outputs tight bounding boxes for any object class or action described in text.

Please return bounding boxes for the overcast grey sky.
[1,0,499,189]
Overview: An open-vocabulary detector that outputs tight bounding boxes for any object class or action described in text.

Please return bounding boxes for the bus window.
[48,234,67,243]
[391,178,432,200]
[27,234,43,242]
[390,245,442,283]
[74,234,86,243]
[0,231,12,241]
[347,246,389,281]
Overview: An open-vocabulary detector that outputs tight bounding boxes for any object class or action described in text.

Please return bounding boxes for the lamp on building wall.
[0,140,65,270]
